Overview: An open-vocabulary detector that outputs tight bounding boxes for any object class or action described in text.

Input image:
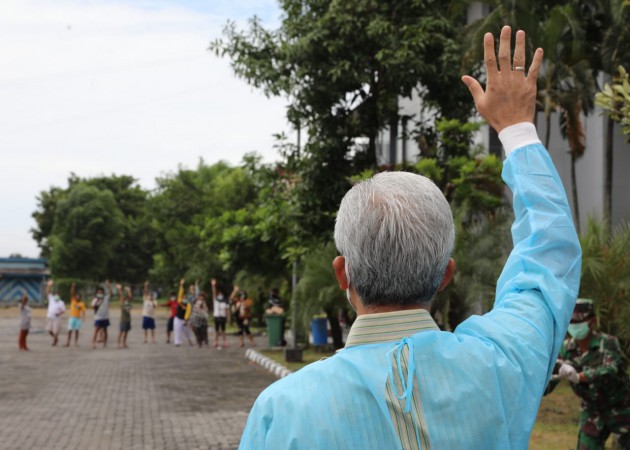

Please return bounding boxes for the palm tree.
[591,0,630,227]
[579,218,630,354]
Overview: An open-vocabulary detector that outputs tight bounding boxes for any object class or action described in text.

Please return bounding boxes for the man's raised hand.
[462,26,542,133]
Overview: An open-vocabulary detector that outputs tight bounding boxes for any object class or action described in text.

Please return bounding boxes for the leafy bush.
[579,218,630,354]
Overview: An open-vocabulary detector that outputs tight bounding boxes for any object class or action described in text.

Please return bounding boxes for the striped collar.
[345,308,439,349]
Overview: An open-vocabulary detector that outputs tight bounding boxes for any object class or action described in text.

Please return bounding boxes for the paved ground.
[0,307,276,450]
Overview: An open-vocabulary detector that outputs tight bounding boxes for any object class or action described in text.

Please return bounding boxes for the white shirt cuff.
[498,122,542,156]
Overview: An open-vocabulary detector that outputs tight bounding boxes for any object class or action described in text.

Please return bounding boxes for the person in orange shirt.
[65,282,86,347]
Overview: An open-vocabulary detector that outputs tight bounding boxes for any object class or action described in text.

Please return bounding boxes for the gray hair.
[334,171,454,306]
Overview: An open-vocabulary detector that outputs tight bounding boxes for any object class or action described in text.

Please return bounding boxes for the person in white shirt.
[141,281,157,344]
[211,278,230,349]
[91,280,112,349]
[45,280,66,347]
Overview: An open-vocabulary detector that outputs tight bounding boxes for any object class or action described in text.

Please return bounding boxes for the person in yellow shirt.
[65,282,86,347]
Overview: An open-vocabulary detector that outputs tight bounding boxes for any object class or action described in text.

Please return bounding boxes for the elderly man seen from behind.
[239,26,582,450]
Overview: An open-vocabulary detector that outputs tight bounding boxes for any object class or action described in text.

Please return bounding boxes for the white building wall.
[380,105,630,230]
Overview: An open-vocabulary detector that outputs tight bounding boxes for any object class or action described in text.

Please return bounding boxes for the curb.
[245,348,293,379]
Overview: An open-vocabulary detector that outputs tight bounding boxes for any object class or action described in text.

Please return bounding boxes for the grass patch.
[530,382,580,449]
[259,348,335,372]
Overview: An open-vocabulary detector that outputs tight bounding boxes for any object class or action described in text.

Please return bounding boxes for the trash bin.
[311,317,328,346]
[266,314,285,347]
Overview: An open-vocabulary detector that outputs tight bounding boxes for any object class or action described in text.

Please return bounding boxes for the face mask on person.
[567,321,590,340]
[97,294,104,299]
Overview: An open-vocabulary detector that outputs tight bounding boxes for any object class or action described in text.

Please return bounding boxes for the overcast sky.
[0,0,291,258]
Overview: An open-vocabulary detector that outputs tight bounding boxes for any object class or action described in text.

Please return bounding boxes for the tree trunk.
[571,151,581,235]
[366,133,377,167]
[544,113,552,149]
[604,116,614,230]
[324,307,344,350]
[389,112,398,167]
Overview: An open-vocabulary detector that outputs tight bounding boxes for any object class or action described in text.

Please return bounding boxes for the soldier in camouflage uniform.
[547,298,630,449]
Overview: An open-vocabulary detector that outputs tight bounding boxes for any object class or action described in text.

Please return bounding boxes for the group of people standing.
[162,278,256,349]
[18,277,258,351]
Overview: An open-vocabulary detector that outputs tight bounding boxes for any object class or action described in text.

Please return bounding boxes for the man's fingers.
[527,48,543,84]
[461,76,484,105]
[483,32,498,82]
[513,30,526,74]
[497,25,512,72]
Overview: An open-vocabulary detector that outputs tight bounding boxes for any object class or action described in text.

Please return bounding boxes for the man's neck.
[356,303,429,316]
[576,332,593,352]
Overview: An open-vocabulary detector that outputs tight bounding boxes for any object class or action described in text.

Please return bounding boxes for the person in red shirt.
[162,290,179,344]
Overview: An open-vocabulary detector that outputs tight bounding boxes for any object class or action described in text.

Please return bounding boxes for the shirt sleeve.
[583,336,623,382]
[454,141,582,432]
[498,122,542,156]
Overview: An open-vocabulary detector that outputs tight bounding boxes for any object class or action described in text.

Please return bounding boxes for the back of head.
[334,171,454,307]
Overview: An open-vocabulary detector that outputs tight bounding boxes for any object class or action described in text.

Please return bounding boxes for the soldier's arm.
[580,336,624,382]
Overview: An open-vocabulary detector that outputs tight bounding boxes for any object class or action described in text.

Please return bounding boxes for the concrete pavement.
[0,308,276,450]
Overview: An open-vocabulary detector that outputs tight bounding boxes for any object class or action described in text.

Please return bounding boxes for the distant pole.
[296,120,301,159]
[291,120,301,350]
[291,259,298,348]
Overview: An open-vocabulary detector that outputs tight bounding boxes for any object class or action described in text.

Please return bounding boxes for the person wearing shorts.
[91,280,112,349]
[45,279,66,346]
[65,282,86,347]
[117,284,132,349]
[142,281,157,344]
[163,291,179,344]
[211,278,230,349]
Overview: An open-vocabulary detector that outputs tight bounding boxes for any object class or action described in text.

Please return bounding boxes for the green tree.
[31,186,65,258]
[148,159,264,286]
[48,183,124,280]
[211,0,474,242]
[32,174,155,283]
[211,0,469,161]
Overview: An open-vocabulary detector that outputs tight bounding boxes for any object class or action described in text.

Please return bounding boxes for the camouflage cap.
[570,298,595,323]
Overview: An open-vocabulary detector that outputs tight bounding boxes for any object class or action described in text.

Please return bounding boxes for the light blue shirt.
[239,141,581,449]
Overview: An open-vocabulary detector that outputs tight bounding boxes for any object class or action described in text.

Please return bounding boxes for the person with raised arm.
[173,278,193,347]
[190,280,210,348]
[91,280,112,349]
[211,279,230,349]
[141,281,157,344]
[18,290,31,351]
[116,284,132,349]
[239,26,582,449]
[45,279,66,347]
[65,282,86,347]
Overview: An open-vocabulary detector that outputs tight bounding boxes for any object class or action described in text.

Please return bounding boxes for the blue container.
[311,317,328,345]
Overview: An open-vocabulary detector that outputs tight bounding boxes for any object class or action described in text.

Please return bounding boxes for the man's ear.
[333,256,349,290]
[438,258,456,292]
